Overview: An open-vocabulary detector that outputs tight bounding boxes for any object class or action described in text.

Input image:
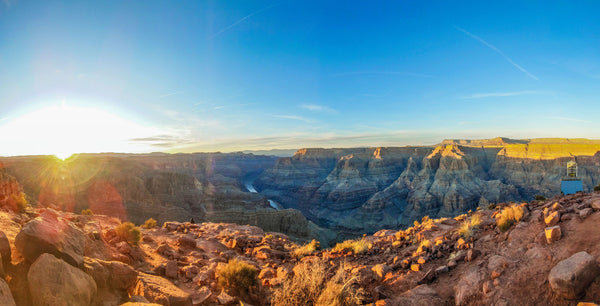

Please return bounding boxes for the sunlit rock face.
[256,138,600,236]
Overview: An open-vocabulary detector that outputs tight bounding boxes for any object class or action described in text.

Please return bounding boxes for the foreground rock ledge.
[549,251,599,299]
[28,253,97,306]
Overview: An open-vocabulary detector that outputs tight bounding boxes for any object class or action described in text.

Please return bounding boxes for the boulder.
[0,231,11,267]
[84,258,138,305]
[579,208,593,219]
[166,260,179,279]
[0,278,16,306]
[549,251,598,299]
[591,198,600,210]
[15,213,85,267]
[545,226,562,244]
[487,255,512,279]
[454,266,484,305]
[394,284,443,306]
[28,253,97,306]
[133,272,192,306]
[545,211,560,227]
[372,264,391,279]
[217,290,235,305]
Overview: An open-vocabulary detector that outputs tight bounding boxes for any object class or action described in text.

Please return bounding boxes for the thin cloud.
[455,26,538,81]
[300,104,337,113]
[272,114,312,123]
[460,91,550,99]
[210,3,280,39]
[331,71,432,78]
[157,91,184,99]
[545,116,591,124]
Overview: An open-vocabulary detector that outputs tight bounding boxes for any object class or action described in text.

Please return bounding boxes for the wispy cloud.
[157,91,184,99]
[331,71,432,78]
[210,3,279,39]
[300,104,338,113]
[455,26,538,81]
[272,114,312,123]
[545,116,591,124]
[129,134,195,148]
[460,90,551,99]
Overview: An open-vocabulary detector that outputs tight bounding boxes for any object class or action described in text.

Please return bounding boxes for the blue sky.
[0,1,599,155]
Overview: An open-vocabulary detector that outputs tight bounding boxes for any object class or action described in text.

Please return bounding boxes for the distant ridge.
[440,137,600,147]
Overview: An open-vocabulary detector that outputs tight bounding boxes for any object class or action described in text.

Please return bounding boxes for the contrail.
[209,3,280,39]
[455,26,538,81]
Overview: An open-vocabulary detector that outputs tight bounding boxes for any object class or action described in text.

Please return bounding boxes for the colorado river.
[244,182,284,210]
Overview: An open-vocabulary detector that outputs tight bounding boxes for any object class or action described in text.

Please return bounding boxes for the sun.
[0,104,164,158]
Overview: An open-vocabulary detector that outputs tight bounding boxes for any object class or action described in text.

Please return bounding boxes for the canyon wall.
[255,138,600,236]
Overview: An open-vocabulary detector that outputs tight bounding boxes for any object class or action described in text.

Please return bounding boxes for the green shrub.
[115,222,141,245]
[217,259,258,293]
[534,195,546,201]
[332,238,371,255]
[595,185,600,192]
[488,203,497,210]
[142,218,157,229]
[293,239,321,258]
[81,209,93,216]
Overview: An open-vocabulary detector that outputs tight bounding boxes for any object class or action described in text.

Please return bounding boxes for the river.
[244,182,284,210]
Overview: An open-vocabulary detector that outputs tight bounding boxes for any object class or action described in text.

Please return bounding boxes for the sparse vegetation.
[217,259,258,294]
[114,222,141,245]
[332,238,372,254]
[293,239,321,258]
[595,184,600,192]
[271,260,327,306]
[265,234,274,239]
[496,204,525,232]
[535,195,546,201]
[488,203,497,210]
[458,213,482,239]
[315,263,365,306]
[4,192,28,213]
[81,209,93,216]
[142,218,157,229]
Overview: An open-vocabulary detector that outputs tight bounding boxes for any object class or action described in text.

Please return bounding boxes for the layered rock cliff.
[256,138,600,236]
[0,153,332,241]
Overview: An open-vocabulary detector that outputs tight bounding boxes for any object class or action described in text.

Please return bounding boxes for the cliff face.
[256,139,600,235]
[0,153,331,241]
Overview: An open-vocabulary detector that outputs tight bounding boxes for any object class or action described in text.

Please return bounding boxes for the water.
[244,182,281,210]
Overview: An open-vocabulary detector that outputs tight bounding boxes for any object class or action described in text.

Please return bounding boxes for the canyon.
[2,138,600,243]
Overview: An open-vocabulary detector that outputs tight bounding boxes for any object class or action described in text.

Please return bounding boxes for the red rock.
[545,226,562,244]
[166,260,179,279]
[549,251,599,299]
[133,272,192,306]
[372,264,391,279]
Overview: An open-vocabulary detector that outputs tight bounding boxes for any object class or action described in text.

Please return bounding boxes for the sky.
[0,1,599,157]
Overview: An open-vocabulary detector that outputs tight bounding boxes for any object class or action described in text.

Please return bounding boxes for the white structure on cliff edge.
[561,161,583,195]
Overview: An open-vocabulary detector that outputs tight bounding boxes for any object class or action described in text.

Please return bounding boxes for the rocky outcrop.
[257,139,600,235]
[83,258,138,305]
[549,251,599,299]
[15,209,85,267]
[28,253,97,306]
[0,278,16,306]
[132,272,192,306]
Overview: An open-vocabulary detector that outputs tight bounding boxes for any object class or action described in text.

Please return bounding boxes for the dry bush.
[3,192,28,213]
[496,204,525,232]
[271,260,327,306]
[217,259,258,294]
[332,238,371,254]
[114,222,141,245]
[293,239,320,258]
[315,263,365,306]
[81,209,93,216]
[142,218,157,229]
[458,213,482,239]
